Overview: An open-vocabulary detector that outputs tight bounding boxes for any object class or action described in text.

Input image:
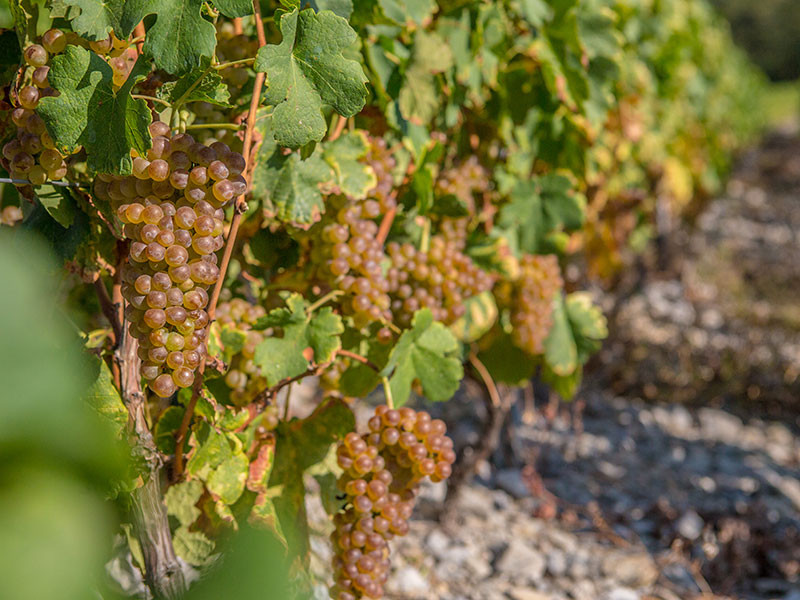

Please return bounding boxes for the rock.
[602,587,640,600]
[546,550,568,577]
[426,529,450,559]
[509,588,553,600]
[495,540,546,583]
[675,510,704,540]
[392,566,429,596]
[601,552,659,588]
[495,469,530,499]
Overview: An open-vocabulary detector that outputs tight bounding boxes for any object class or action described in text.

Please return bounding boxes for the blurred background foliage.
[710,0,800,82]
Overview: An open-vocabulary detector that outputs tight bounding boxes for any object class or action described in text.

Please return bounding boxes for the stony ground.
[313,131,800,600]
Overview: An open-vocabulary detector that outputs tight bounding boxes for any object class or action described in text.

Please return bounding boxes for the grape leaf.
[165,479,204,526]
[398,31,452,125]
[157,65,232,107]
[37,46,151,174]
[83,355,127,439]
[49,0,124,40]
[449,291,498,343]
[185,424,249,505]
[309,0,352,19]
[173,528,215,566]
[206,453,249,504]
[477,329,537,386]
[321,130,377,199]
[252,294,343,386]
[268,399,354,560]
[120,0,216,75]
[35,184,75,228]
[516,0,552,26]
[153,405,184,454]
[378,0,435,24]
[212,0,253,18]
[381,308,463,406]
[543,291,606,381]
[254,7,368,148]
[251,125,334,227]
[498,174,584,255]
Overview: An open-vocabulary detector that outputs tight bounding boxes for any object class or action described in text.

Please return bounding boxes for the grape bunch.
[364,137,396,214]
[501,254,563,356]
[309,195,392,330]
[435,155,488,211]
[215,298,268,405]
[1,29,70,192]
[95,121,247,397]
[385,233,494,327]
[330,406,456,600]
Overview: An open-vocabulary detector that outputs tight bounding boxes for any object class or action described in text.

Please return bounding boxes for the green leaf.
[120,0,216,75]
[206,452,249,505]
[22,198,91,260]
[397,31,452,125]
[498,174,584,255]
[321,130,377,199]
[543,293,577,377]
[157,65,232,107]
[49,0,123,40]
[253,149,333,228]
[449,291,498,343]
[378,0,434,25]
[34,184,75,228]
[173,527,216,565]
[212,0,253,18]
[254,7,368,147]
[165,479,204,526]
[83,355,127,439]
[309,0,352,19]
[516,0,552,26]
[252,294,343,386]
[477,329,536,386]
[381,308,463,406]
[431,194,470,217]
[37,47,151,174]
[154,406,184,454]
[268,399,354,560]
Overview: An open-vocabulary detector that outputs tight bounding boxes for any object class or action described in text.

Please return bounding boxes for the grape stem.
[382,376,394,409]
[327,114,347,142]
[337,349,380,373]
[282,383,292,421]
[214,57,255,70]
[306,289,344,314]
[420,217,431,253]
[173,0,268,482]
[376,201,397,246]
[184,122,243,131]
[131,94,172,108]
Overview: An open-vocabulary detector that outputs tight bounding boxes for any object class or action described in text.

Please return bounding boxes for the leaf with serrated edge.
[37,47,151,174]
[253,294,343,386]
[322,130,376,199]
[255,8,368,147]
[120,0,216,75]
[206,453,249,505]
[212,0,253,18]
[157,66,232,107]
[165,480,204,526]
[381,308,463,405]
[50,0,124,40]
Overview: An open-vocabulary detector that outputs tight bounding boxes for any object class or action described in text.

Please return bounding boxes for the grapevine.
[0,0,763,598]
